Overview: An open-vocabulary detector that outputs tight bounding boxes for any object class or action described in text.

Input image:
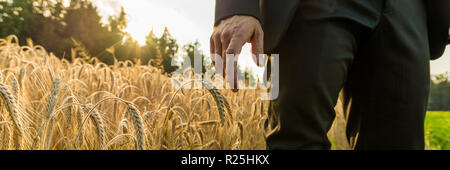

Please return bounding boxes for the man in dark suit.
[211,0,449,150]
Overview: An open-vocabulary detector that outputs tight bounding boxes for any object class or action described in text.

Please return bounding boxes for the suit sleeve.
[214,0,261,26]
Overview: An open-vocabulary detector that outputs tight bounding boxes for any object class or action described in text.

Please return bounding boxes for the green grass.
[425,111,450,150]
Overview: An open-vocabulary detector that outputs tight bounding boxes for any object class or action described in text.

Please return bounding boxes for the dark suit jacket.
[215,0,449,60]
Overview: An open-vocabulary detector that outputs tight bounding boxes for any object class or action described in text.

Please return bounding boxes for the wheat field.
[0,35,349,150]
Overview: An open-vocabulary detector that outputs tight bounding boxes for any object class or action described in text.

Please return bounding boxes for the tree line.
[0,0,208,74]
[429,73,450,111]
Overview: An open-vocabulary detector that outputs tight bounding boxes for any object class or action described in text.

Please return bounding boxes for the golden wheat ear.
[83,106,107,150]
[202,81,233,126]
[0,82,23,150]
[126,104,146,150]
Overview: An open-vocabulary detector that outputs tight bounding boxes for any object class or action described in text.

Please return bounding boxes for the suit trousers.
[266,0,430,150]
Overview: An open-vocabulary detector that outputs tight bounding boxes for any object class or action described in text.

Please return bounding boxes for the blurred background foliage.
[429,72,450,111]
[0,0,209,74]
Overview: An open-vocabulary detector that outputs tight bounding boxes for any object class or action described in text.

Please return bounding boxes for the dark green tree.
[0,0,189,72]
[108,7,127,34]
[157,27,179,74]
[0,0,70,56]
[182,40,208,73]
[114,36,141,63]
[429,72,450,111]
[63,0,111,56]
[143,29,161,67]
[0,0,128,63]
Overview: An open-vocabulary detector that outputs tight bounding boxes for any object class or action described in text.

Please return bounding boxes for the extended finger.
[251,30,264,66]
[226,35,246,56]
[221,32,232,79]
[226,36,246,92]
[225,54,239,92]
[232,58,239,92]
[210,35,215,66]
[213,33,222,58]
[214,33,224,77]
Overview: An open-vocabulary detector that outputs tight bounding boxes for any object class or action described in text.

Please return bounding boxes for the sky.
[93,0,449,76]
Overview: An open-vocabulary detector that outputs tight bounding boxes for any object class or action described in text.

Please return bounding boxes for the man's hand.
[210,15,264,92]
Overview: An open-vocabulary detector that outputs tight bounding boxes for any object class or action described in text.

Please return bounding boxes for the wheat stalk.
[84,106,106,149]
[158,80,233,149]
[30,76,60,149]
[72,97,129,149]
[65,96,73,129]
[117,118,129,135]
[143,111,154,122]
[202,81,233,125]
[45,77,61,149]
[18,67,25,88]
[165,80,232,127]
[0,82,23,150]
[11,76,18,96]
[126,104,146,150]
